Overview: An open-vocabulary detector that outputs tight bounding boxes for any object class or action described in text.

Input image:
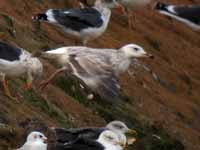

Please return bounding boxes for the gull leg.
[127,9,135,30]
[117,6,135,30]
[23,72,33,90]
[40,67,66,90]
[23,82,33,90]
[82,39,88,46]
[79,2,85,8]
[2,79,18,101]
[116,4,127,15]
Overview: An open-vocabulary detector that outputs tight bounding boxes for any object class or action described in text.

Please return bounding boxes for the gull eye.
[134,47,140,51]
[119,126,123,129]
[114,124,123,129]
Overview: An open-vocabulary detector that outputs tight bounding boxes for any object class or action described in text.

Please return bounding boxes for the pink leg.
[2,79,19,102]
[127,9,135,30]
[40,67,66,90]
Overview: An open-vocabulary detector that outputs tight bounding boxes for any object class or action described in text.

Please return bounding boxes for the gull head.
[98,130,126,148]
[120,44,153,59]
[106,121,137,135]
[26,131,48,144]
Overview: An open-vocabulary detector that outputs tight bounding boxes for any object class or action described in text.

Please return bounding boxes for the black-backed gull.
[53,121,136,145]
[33,0,119,45]
[0,41,43,101]
[55,130,126,150]
[154,2,200,30]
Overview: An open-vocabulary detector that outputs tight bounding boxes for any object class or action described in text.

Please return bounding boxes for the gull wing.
[67,51,122,104]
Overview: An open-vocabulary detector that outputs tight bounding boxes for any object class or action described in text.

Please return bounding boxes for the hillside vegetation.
[0,0,200,150]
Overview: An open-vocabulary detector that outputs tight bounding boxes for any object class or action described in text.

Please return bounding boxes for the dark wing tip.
[95,77,123,105]
[154,2,168,10]
[32,13,47,21]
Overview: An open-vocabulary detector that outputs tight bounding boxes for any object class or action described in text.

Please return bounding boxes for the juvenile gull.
[53,121,136,144]
[33,0,119,45]
[0,41,43,101]
[55,130,126,150]
[40,44,153,103]
[17,131,47,150]
[154,2,200,30]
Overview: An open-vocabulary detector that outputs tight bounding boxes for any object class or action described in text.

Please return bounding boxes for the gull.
[32,0,119,45]
[40,44,153,103]
[53,120,136,145]
[154,2,200,30]
[16,131,47,150]
[0,41,43,101]
[55,130,126,150]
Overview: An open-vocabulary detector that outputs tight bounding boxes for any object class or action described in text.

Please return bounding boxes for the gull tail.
[40,52,61,60]
[32,13,48,21]
[154,2,169,11]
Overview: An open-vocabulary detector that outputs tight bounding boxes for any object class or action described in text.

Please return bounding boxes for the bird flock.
[17,121,136,150]
[0,0,199,149]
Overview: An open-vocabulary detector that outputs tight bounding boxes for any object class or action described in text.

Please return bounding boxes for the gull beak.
[126,129,137,135]
[126,129,137,145]
[43,137,48,144]
[116,141,126,147]
[127,137,137,145]
[144,53,154,59]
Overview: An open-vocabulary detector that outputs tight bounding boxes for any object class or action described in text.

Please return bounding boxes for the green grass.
[0,14,14,28]
[0,14,16,38]
[9,77,185,150]
[22,89,72,128]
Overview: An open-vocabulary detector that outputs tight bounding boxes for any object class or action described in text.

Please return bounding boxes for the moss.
[32,21,41,33]
[0,14,14,28]
[0,14,16,38]
[22,89,71,127]
[55,76,91,104]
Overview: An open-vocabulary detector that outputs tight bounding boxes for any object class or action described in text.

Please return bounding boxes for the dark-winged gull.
[52,121,136,145]
[0,41,43,101]
[110,0,151,29]
[17,131,47,150]
[39,44,153,103]
[32,0,119,45]
[55,130,126,150]
[154,2,200,30]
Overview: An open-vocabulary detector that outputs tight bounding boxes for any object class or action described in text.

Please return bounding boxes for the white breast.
[19,141,47,150]
[115,59,131,76]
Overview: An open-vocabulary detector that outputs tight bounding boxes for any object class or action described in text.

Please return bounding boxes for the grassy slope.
[0,0,200,150]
